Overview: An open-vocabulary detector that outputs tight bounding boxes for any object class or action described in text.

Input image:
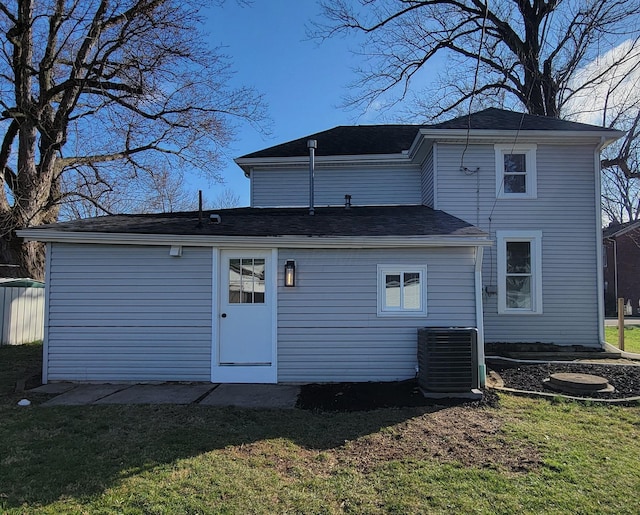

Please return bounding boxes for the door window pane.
[229,258,266,304]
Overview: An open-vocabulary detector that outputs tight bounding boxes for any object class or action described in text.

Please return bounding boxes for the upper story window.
[495,144,537,199]
[377,265,427,317]
[497,231,543,315]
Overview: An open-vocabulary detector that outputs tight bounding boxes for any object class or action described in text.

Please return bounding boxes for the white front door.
[213,249,276,383]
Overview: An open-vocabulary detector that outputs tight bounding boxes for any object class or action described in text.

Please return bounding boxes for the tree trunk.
[0,235,45,281]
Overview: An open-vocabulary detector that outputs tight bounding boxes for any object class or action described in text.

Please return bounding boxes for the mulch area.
[494,362,640,399]
[297,379,498,411]
[296,363,640,411]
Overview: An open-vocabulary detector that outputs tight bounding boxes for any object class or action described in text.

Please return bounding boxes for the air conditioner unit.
[417,327,479,393]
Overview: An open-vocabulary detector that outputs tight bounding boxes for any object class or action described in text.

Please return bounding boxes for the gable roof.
[603,220,640,238]
[18,205,488,245]
[238,108,622,161]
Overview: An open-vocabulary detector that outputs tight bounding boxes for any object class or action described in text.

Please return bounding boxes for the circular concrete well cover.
[544,372,615,395]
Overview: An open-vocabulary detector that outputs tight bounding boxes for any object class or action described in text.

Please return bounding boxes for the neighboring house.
[603,220,640,317]
[17,108,623,385]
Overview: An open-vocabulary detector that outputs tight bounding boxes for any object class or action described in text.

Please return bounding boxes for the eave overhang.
[235,153,411,176]
[408,128,626,161]
[17,229,492,249]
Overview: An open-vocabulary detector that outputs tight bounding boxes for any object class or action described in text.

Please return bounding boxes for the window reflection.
[229,258,265,304]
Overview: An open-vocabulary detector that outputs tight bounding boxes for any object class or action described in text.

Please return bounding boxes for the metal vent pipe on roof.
[308,139,317,216]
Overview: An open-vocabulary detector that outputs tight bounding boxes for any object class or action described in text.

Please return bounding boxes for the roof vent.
[210,214,221,224]
[345,194,351,209]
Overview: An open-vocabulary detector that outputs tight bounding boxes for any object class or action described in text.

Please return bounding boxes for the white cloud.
[564,38,640,126]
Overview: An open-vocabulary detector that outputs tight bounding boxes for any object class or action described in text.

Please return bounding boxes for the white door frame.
[211,248,278,383]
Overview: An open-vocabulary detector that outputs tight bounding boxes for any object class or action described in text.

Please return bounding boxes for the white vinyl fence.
[0,280,45,345]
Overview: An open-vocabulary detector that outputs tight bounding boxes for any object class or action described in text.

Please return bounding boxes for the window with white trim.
[377,265,427,316]
[497,231,542,314]
[495,144,537,199]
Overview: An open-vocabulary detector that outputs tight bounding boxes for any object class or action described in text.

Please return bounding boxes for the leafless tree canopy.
[315,0,640,119]
[0,0,266,278]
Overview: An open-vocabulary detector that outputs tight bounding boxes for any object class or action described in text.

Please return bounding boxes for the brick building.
[603,221,640,317]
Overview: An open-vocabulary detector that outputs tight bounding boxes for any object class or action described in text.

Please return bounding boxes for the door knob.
[221,313,227,318]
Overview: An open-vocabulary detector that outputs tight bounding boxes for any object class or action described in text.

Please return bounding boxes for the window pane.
[504,153,526,173]
[504,174,526,193]
[403,272,421,309]
[385,274,401,308]
[253,259,265,303]
[506,276,532,309]
[506,242,531,273]
[229,258,241,303]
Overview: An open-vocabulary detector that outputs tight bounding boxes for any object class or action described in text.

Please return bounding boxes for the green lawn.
[605,325,640,353]
[1,343,640,514]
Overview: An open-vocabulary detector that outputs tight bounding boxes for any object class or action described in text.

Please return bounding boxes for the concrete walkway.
[31,382,300,408]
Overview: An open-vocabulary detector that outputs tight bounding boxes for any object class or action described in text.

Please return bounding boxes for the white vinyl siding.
[46,244,213,382]
[435,142,600,345]
[251,165,421,207]
[276,247,477,383]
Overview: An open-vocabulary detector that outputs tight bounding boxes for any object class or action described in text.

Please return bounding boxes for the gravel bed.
[494,363,640,399]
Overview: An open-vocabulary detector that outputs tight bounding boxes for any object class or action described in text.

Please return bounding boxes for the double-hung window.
[497,231,542,314]
[495,144,537,199]
[377,265,427,317]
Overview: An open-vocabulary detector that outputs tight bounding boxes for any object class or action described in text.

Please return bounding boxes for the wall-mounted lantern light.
[284,260,296,287]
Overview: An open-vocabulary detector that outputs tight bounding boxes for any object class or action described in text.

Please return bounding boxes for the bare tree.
[211,187,241,209]
[0,0,266,278]
[58,167,196,220]
[315,1,640,120]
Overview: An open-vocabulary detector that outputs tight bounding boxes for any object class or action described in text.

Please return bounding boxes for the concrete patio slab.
[94,383,216,405]
[28,383,76,395]
[42,384,127,406]
[199,383,300,408]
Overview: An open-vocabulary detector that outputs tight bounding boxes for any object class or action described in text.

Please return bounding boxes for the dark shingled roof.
[30,205,487,238]
[240,108,620,159]
[429,107,620,131]
[241,125,421,158]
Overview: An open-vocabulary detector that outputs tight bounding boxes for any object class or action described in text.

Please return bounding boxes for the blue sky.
[200,1,383,206]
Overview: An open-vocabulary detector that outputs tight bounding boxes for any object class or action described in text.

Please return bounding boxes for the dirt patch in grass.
[337,405,541,473]
[232,402,540,475]
[294,381,538,473]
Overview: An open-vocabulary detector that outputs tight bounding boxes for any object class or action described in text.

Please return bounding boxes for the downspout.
[474,245,486,387]
[42,242,52,385]
[595,137,607,347]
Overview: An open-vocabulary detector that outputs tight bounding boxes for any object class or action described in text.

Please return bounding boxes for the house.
[603,220,640,317]
[17,108,624,385]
